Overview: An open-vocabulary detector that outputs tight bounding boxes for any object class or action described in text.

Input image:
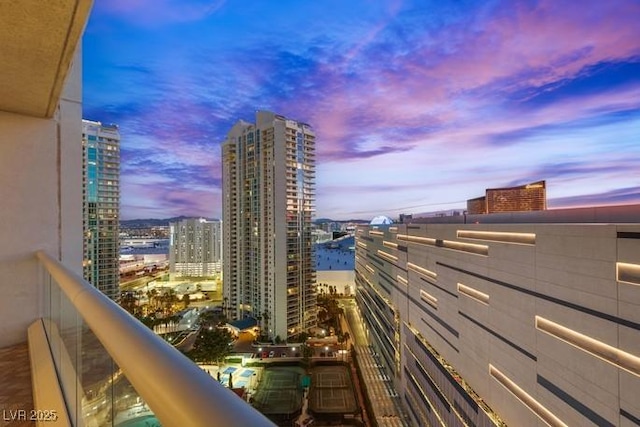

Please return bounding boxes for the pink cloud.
[297,0,640,163]
[422,0,640,92]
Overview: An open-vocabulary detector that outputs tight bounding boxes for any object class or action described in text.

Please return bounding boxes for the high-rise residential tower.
[222,111,317,340]
[169,218,222,278]
[82,120,120,300]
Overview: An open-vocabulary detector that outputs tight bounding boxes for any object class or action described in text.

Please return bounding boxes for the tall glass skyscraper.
[82,120,120,299]
[222,111,317,340]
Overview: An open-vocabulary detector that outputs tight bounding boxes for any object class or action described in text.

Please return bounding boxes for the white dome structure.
[370,215,393,225]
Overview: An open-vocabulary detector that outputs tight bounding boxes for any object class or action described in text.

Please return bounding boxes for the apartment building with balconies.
[169,218,222,278]
[222,111,317,340]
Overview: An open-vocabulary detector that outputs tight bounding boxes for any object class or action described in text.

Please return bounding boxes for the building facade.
[355,205,640,427]
[82,120,120,300]
[222,111,317,339]
[169,218,222,278]
[467,180,547,215]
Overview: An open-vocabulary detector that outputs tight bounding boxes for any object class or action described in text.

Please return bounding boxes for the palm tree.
[318,309,328,325]
[147,288,158,311]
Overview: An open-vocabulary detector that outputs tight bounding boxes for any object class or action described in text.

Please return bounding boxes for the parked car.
[269,351,275,358]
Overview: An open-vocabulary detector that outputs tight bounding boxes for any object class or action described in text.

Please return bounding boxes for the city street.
[341,299,408,427]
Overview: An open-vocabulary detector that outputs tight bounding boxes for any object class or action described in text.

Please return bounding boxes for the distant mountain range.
[314,218,369,224]
[120,216,218,228]
[121,216,367,228]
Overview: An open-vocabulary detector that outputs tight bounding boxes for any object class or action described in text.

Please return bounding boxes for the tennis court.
[313,369,350,388]
[252,367,304,415]
[309,365,358,414]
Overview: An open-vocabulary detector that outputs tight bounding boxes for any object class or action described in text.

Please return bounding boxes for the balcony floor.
[0,342,35,426]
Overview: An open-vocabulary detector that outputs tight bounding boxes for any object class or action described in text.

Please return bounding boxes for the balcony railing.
[36,251,275,427]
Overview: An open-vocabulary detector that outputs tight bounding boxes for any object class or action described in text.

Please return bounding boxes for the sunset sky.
[83,0,640,220]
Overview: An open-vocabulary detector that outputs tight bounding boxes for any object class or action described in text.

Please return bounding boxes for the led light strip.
[397,234,436,246]
[397,234,488,256]
[420,289,438,308]
[389,226,398,233]
[457,283,489,305]
[397,275,408,286]
[365,265,375,274]
[369,230,384,236]
[489,364,568,427]
[377,250,398,262]
[616,262,640,286]
[407,262,437,279]
[383,240,398,249]
[442,240,489,256]
[457,230,536,245]
[535,316,640,377]
[356,241,367,249]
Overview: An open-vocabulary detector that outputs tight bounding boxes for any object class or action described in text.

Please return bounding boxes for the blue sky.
[83,0,640,220]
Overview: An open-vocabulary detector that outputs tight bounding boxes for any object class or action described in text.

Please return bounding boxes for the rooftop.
[409,204,640,225]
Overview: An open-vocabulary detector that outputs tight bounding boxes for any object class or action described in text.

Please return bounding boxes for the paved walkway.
[0,342,35,427]
[341,300,408,427]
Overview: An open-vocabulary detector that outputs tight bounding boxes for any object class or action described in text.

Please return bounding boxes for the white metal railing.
[37,250,275,427]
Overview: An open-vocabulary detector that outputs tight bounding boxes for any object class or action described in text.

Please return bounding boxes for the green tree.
[120,292,140,316]
[317,309,328,325]
[161,289,178,316]
[147,288,158,311]
[187,328,234,365]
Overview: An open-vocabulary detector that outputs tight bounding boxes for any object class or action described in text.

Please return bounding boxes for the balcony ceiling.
[0,0,92,118]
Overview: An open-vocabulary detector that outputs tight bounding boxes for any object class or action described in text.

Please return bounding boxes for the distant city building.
[467,180,547,214]
[398,213,413,223]
[82,120,120,299]
[169,218,222,278]
[319,221,341,233]
[312,229,333,244]
[370,215,394,225]
[222,111,317,340]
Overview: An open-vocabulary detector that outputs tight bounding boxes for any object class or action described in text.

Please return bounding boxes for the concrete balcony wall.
[0,47,83,348]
